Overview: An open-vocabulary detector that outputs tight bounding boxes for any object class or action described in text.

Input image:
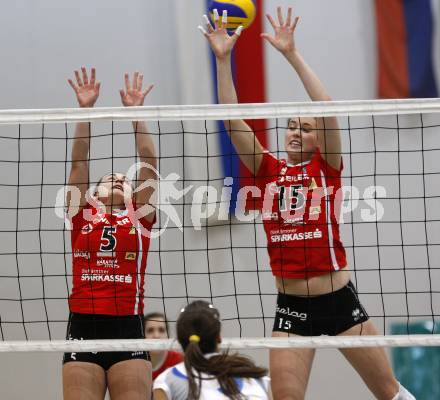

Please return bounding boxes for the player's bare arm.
[67,67,101,213]
[119,72,156,221]
[262,7,341,170]
[200,10,264,175]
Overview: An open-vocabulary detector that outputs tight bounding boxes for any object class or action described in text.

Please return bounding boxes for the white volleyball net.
[0,98,439,354]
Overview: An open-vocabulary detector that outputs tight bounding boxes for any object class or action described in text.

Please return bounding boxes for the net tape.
[0,335,440,353]
[0,98,440,124]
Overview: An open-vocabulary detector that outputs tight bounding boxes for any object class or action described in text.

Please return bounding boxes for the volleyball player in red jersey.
[144,312,183,380]
[201,7,415,400]
[62,67,156,400]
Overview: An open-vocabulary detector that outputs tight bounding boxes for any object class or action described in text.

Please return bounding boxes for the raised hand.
[119,72,153,107]
[68,67,101,108]
[261,7,299,55]
[198,9,243,60]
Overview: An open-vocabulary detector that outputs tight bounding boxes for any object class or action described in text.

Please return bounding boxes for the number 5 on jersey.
[100,226,117,252]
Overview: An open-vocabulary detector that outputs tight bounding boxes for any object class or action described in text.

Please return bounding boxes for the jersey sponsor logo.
[84,214,110,226]
[73,250,90,259]
[113,210,127,218]
[81,273,133,284]
[116,217,130,226]
[81,223,93,234]
[96,258,119,269]
[92,215,110,225]
[125,252,136,260]
[271,228,323,243]
[97,252,114,258]
[283,216,304,225]
[67,335,86,360]
[309,205,321,216]
[276,306,307,321]
[262,211,279,221]
[308,177,318,190]
[277,173,309,184]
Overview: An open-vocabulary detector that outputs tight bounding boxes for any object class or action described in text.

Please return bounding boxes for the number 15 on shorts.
[278,318,292,331]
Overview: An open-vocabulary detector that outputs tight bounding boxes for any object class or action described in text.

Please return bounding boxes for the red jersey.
[69,205,155,315]
[252,149,347,279]
[152,351,184,380]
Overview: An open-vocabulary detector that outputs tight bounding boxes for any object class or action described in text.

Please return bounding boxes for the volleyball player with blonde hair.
[200,6,415,400]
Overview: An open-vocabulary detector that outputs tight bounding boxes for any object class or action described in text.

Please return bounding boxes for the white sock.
[391,383,416,400]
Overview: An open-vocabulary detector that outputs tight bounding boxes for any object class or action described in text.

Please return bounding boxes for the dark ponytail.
[177,301,267,400]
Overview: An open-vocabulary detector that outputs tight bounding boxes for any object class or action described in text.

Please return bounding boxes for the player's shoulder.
[241,375,271,399]
[263,150,282,162]
[160,361,186,378]
[155,361,181,386]
[261,150,286,170]
[153,362,187,400]
[312,148,343,176]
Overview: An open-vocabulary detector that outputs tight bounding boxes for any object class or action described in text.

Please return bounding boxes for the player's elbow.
[138,147,157,164]
[139,154,157,170]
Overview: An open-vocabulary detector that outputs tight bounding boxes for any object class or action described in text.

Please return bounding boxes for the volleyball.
[208,0,256,30]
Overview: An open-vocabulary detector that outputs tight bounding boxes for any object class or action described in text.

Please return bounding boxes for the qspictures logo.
[55,162,387,239]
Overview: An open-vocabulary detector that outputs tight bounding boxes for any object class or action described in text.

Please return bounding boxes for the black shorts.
[63,313,150,370]
[273,281,369,336]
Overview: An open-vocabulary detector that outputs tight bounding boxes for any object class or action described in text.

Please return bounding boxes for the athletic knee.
[272,393,304,400]
[271,384,306,400]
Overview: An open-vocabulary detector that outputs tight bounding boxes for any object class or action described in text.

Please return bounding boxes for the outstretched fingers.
[119,89,126,102]
[137,73,143,91]
[260,32,276,46]
[233,25,244,39]
[74,70,83,87]
[69,66,94,93]
[124,72,131,92]
[266,13,278,31]
[292,16,300,31]
[143,84,154,98]
[132,72,139,91]
[198,25,208,37]
[286,7,292,27]
[213,8,220,29]
[203,14,214,33]
[67,78,78,92]
[90,67,96,85]
[277,6,284,26]
[221,9,228,29]
[81,67,89,86]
